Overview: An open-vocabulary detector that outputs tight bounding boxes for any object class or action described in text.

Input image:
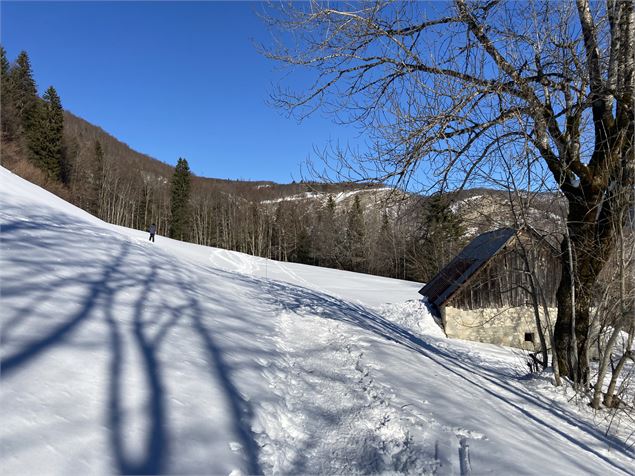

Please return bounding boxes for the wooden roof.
[419,227,517,308]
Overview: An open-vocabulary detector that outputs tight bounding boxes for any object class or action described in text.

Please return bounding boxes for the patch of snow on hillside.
[260,187,395,207]
[465,225,480,237]
[334,189,364,203]
[450,194,483,213]
[260,191,322,204]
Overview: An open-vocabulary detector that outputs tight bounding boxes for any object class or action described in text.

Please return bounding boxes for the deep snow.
[1,166,633,475]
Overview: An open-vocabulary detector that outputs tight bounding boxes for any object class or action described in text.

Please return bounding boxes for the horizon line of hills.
[62,107,518,203]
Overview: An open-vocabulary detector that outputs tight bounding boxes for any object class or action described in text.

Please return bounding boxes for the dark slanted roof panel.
[421,258,475,306]
[419,227,516,308]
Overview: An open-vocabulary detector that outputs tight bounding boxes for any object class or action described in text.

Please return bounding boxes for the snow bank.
[374,300,446,339]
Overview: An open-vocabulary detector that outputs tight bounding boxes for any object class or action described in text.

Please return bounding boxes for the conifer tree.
[315,194,339,267]
[373,211,394,276]
[326,194,336,213]
[9,51,38,138]
[295,222,312,264]
[169,157,192,240]
[346,194,366,272]
[8,51,57,176]
[37,86,65,181]
[0,46,8,80]
[411,195,465,281]
[0,46,16,139]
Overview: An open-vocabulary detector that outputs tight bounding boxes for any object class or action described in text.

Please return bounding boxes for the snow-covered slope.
[1,166,632,475]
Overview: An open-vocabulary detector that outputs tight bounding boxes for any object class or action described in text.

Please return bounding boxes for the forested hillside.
[0,47,563,283]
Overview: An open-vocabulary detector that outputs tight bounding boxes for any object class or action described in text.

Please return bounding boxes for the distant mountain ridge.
[63,109,383,200]
[62,109,564,235]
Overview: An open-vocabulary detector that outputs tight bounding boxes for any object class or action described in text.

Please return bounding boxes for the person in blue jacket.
[148,223,157,242]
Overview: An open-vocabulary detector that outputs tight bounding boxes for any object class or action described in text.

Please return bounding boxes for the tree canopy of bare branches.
[264,0,634,385]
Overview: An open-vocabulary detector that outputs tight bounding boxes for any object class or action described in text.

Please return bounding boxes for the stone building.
[419,227,561,350]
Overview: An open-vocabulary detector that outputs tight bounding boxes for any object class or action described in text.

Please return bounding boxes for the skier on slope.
[148,223,157,242]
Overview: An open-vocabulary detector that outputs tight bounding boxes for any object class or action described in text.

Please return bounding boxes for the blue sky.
[1,1,364,182]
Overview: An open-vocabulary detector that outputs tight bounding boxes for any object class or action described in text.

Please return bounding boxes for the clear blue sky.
[1,1,363,182]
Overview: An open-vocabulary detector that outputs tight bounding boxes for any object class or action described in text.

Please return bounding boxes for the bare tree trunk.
[555,195,616,385]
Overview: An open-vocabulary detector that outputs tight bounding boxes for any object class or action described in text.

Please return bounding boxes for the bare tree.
[590,180,634,409]
[264,0,634,384]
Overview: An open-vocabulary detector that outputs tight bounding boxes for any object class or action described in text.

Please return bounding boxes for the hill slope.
[0,166,632,475]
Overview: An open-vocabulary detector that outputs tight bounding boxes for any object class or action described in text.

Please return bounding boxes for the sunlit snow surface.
[1,166,633,475]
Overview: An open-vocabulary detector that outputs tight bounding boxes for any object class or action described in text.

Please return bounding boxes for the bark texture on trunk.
[555,189,617,384]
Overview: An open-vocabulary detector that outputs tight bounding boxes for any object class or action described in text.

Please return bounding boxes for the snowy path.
[255,304,434,474]
[1,166,633,475]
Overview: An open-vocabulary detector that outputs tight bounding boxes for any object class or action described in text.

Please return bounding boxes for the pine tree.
[9,51,38,138]
[37,86,65,181]
[8,51,58,176]
[411,195,465,281]
[0,46,16,139]
[0,47,8,79]
[315,194,339,267]
[295,221,312,264]
[372,210,394,276]
[169,157,192,240]
[346,194,366,272]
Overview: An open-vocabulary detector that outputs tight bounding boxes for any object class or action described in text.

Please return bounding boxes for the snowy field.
[1,166,633,475]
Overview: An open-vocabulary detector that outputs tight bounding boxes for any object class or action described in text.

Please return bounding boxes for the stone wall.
[441,306,556,351]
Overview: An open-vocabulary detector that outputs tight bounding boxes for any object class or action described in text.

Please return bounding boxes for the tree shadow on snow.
[1,207,262,475]
[167,258,262,475]
[102,252,173,475]
[1,220,131,376]
[255,278,634,474]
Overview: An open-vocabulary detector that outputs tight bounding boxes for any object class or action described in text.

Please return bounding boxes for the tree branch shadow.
[1,237,131,377]
[104,252,177,475]
[167,259,263,475]
[256,278,634,473]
